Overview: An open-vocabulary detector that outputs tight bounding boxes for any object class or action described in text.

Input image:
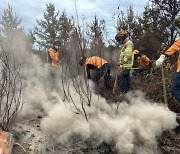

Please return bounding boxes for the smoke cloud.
[2,32,178,154]
[40,89,178,154]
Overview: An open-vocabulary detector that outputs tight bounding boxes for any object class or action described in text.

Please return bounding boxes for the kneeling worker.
[79,56,111,88]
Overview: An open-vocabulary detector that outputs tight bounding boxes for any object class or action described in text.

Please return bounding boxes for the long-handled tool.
[113,67,140,94]
[161,64,168,104]
[113,66,120,94]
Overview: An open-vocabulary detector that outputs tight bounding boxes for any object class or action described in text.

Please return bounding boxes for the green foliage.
[59,11,74,47]
[149,0,179,44]
[88,15,107,56]
[136,5,162,59]
[115,1,179,60]
[116,5,140,39]
[0,4,33,51]
[31,3,74,50]
[0,4,22,37]
[32,3,59,49]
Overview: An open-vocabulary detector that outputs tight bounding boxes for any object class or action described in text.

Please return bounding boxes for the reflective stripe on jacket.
[137,55,151,68]
[48,48,59,67]
[165,39,180,72]
[119,39,134,69]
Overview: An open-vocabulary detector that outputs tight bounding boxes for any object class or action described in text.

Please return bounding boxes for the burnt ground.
[11,113,116,154]
[11,65,180,154]
[94,66,180,154]
[11,112,180,154]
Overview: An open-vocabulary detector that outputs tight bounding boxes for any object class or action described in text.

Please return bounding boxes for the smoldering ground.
[40,89,178,154]
[1,32,178,154]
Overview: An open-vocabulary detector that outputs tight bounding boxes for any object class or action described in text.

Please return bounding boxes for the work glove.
[156,54,166,67]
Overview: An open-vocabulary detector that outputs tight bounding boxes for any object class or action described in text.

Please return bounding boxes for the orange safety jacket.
[48,48,59,67]
[137,55,151,68]
[165,39,180,72]
[84,56,108,77]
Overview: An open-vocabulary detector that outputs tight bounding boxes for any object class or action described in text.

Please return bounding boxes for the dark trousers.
[90,63,111,88]
[170,72,180,103]
[119,69,131,93]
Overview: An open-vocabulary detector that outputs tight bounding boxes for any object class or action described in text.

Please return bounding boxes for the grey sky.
[0,0,149,39]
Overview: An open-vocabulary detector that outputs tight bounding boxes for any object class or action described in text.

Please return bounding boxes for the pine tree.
[115,5,161,59]
[0,4,22,37]
[136,5,162,59]
[59,11,74,47]
[116,5,140,42]
[32,3,60,49]
[31,3,74,51]
[88,15,107,56]
[135,0,179,58]
[0,4,33,51]
[149,0,179,44]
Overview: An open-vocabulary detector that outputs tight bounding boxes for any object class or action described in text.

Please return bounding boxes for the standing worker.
[156,13,180,102]
[115,30,134,93]
[48,39,61,68]
[79,56,111,89]
[48,39,61,78]
[47,39,61,93]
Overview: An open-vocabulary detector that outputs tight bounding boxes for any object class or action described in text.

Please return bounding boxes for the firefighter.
[133,49,152,76]
[115,30,134,93]
[156,13,180,102]
[48,39,61,78]
[48,39,61,67]
[47,39,61,94]
[79,56,111,89]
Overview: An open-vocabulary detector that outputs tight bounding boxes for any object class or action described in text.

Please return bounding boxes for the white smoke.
[40,88,178,154]
[2,32,178,154]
